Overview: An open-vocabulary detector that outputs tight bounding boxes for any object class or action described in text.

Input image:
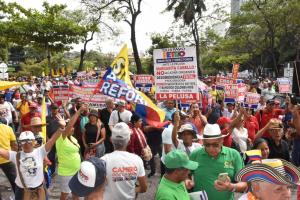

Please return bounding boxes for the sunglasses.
[203,143,220,148]
[20,140,33,145]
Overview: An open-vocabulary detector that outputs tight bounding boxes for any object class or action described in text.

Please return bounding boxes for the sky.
[5,0,230,54]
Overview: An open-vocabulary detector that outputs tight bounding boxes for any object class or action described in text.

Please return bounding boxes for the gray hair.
[112,138,129,150]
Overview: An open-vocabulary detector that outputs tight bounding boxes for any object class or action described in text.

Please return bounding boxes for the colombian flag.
[94,45,166,127]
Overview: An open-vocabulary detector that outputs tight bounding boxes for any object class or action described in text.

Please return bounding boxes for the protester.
[0,118,17,193]
[108,100,132,130]
[21,102,41,131]
[222,102,235,118]
[162,100,176,121]
[56,105,87,200]
[188,103,207,137]
[0,118,65,200]
[100,98,114,153]
[0,93,18,129]
[101,122,147,199]
[82,109,106,158]
[189,123,247,200]
[252,138,270,159]
[69,157,106,200]
[236,159,299,200]
[127,114,152,161]
[155,150,200,200]
[255,119,290,161]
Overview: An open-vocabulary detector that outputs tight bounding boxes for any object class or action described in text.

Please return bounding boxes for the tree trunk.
[130,15,143,74]
[78,49,85,71]
[192,18,202,77]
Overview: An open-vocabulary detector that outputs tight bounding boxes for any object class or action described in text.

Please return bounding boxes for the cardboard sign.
[277,78,292,93]
[52,85,70,104]
[154,47,199,101]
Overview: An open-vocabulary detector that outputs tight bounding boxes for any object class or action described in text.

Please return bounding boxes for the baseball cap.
[111,122,132,141]
[19,131,35,141]
[217,117,232,127]
[266,99,275,105]
[165,150,198,170]
[69,157,106,197]
[115,100,126,106]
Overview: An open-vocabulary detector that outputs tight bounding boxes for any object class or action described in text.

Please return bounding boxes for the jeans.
[15,184,48,200]
[95,143,106,158]
[0,161,16,193]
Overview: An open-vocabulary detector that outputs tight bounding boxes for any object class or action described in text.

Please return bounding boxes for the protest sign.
[134,75,154,93]
[216,76,234,85]
[277,77,292,93]
[70,85,113,109]
[237,83,247,102]
[224,83,246,103]
[232,63,240,79]
[244,92,260,109]
[51,85,70,105]
[154,47,199,101]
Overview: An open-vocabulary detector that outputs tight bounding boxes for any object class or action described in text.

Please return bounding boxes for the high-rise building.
[231,0,246,15]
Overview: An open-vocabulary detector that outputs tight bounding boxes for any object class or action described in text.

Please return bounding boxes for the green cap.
[165,150,198,170]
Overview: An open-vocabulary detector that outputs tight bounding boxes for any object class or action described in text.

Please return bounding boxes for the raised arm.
[45,116,66,152]
[171,111,180,148]
[255,121,272,140]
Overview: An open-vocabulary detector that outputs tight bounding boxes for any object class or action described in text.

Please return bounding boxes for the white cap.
[178,123,195,133]
[111,122,132,141]
[19,131,35,141]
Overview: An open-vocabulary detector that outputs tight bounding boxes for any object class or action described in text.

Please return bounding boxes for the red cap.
[217,117,232,126]
[29,102,38,108]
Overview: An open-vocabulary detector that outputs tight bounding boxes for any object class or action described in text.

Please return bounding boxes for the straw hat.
[29,117,47,127]
[199,124,228,140]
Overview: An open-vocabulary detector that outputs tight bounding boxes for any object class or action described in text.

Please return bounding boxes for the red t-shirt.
[221,127,232,147]
[21,112,41,131]
[255,109,284,138]
[244,116,259,141]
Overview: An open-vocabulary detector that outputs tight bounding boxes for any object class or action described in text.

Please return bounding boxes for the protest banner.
[244,92,261,109]
[153,47,199,101]
[224,84,238,103]
[70,85,113,109]
[216,76,234,85]
[51,85,70,105]
[237,83,247,102]
[232,63,240,79]
[134,75,154,93]
[277,77,292,93]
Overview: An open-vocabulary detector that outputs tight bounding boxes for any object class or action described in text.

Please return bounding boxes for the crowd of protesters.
[0,74,299,200]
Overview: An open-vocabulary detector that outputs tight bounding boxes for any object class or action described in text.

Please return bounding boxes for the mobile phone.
[218,173,228,183]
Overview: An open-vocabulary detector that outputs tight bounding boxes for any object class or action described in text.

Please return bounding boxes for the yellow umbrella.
[0,81,26,91]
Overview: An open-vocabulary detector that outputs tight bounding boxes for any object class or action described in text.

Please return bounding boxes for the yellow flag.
[41,97,47,143]
[110,44,133,87]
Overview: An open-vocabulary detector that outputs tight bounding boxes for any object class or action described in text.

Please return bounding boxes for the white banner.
[153,47,199,101]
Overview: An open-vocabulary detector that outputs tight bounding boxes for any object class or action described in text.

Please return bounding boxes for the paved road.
[0,156,297,199]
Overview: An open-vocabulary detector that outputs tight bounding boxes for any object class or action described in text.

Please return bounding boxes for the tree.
[82,0,144,74]
[166,0,206,76]
[0,1,86,70]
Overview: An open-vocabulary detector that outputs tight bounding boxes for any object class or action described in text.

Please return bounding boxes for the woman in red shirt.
[127,114,148,159]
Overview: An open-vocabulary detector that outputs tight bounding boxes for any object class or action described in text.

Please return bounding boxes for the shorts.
[57,175,73,193]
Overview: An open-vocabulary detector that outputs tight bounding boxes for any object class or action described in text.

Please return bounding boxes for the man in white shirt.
[0,94,18,128]
[108,100,132,131]
[261,83,276,101]
[101,122,147,200]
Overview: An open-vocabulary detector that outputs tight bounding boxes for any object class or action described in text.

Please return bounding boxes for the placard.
[52,85,70,104]
[277,78,292,93]
[232,63,240,79]
[154,47,198,101]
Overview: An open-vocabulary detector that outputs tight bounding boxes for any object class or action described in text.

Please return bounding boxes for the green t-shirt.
[155,177,190,200]
[189,146,244,200]
[56,135,81,176]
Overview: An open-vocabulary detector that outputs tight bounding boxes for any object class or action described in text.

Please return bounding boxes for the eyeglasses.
[20,140,33,145]
[203,143,220,148]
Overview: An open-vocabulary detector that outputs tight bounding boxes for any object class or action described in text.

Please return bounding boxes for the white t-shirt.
[222,108,234,118]
[9,146,48,188]
[232,127,248,152]
[261,88,276,100]
[101,151,145,200]
[161,124,174,164]
[0,101,15,124]
[177,140,202,154]
[108,110,132,126]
